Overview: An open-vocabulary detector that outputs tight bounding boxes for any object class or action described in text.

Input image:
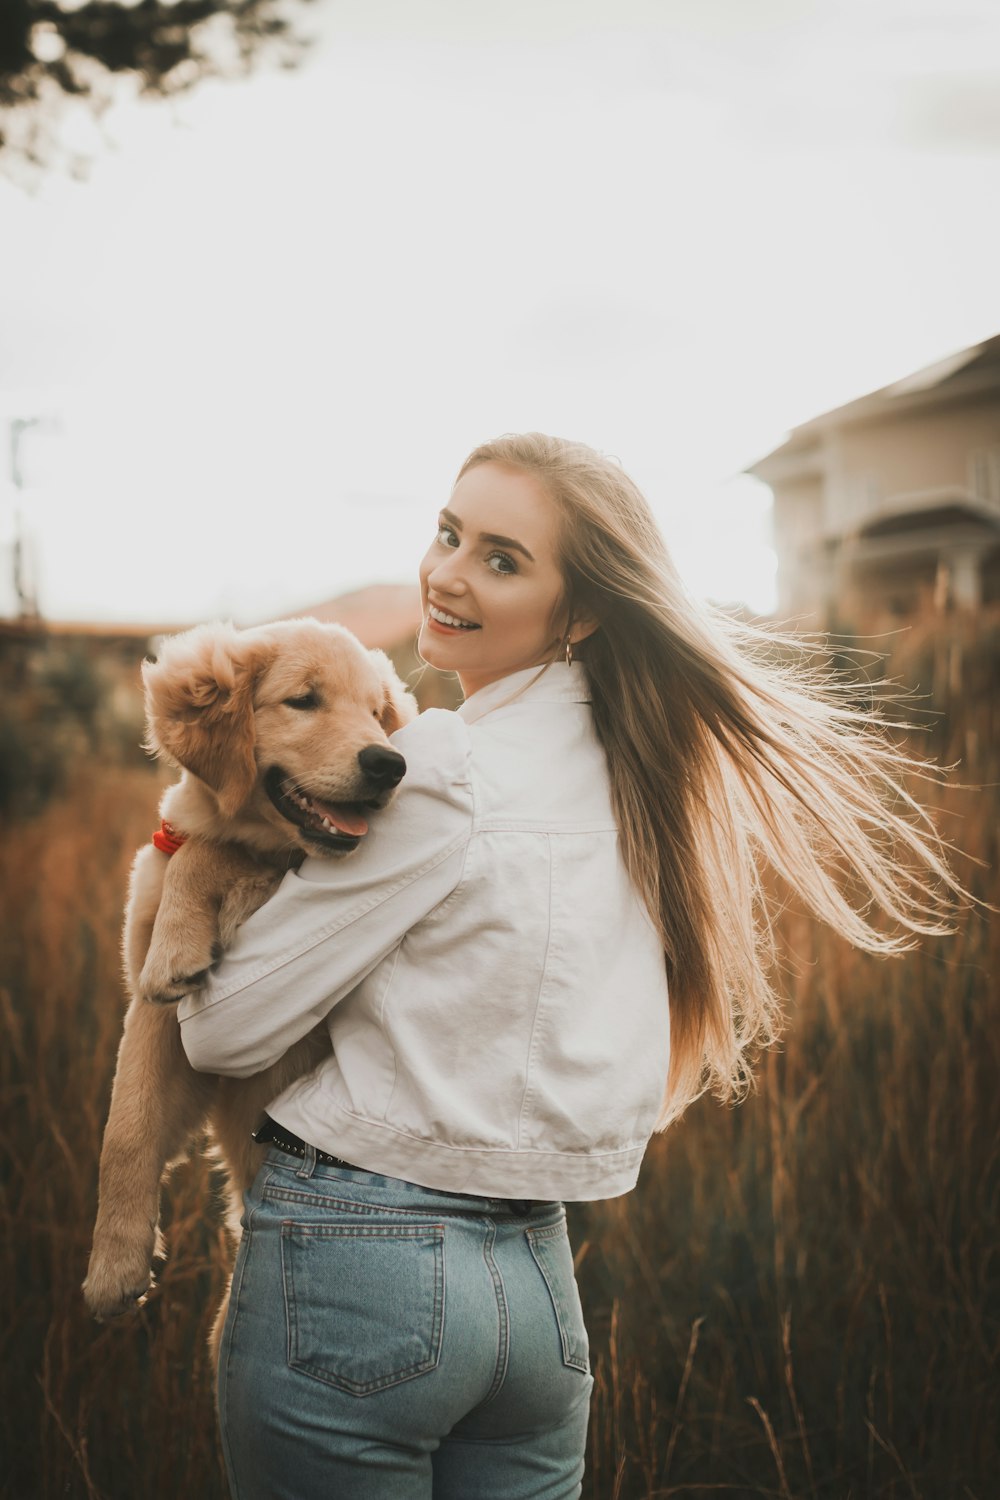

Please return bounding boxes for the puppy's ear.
[143,623,267,816]
[370,649,418,735]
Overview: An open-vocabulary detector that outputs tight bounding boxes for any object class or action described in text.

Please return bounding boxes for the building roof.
[747,333,1000,480]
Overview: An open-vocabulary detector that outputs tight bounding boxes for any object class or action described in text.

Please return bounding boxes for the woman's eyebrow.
[441,507,536,562]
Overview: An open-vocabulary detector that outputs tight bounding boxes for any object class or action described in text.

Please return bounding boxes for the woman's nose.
[426,551,468,595]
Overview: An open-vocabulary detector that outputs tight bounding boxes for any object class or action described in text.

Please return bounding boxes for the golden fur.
[83,618,415,1333]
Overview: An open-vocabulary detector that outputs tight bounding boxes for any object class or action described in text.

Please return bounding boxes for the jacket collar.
[457,661,591,725]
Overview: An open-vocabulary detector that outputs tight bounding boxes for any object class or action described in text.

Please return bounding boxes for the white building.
[747,336,1000,622]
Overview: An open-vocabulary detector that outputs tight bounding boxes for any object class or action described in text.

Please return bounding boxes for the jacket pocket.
[280,1220,445,1395]
[525,1220,591,1373]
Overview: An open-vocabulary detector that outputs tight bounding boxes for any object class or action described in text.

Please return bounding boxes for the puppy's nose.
[357,745,407,789]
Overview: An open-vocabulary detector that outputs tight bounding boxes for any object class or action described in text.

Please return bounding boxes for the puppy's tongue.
[317,801,369,837]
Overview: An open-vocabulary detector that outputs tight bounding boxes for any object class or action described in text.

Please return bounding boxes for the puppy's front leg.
[138,841,227,1005]
[138,841,276,1005]
[84,997,215,1319]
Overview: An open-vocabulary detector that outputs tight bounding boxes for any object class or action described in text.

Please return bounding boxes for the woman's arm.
[177,709,473,1077]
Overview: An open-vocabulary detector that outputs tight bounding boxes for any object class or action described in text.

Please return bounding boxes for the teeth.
[283,786,355,832]
[287,787,321,818]
[429,605,477,629]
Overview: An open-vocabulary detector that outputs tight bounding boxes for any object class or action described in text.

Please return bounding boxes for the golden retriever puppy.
[83,618,415,1325]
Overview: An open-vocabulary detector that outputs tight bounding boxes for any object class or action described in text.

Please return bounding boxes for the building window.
[848,473,880,521]
[969,447,1000,507]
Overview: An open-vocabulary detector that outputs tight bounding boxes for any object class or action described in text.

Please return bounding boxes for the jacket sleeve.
[177,709,473,1077]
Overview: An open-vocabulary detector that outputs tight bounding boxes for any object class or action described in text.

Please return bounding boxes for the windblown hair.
[457,433,968,1129]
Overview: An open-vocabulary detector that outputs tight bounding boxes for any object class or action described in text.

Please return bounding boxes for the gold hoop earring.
[564,637,574,667]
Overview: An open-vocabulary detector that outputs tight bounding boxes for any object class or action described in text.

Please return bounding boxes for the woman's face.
[417,461,573,698]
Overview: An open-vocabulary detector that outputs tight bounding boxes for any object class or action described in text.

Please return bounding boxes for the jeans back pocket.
[525,1221,590,1373]
[280,1220,445,1395]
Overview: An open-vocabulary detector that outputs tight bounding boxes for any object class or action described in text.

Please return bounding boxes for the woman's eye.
[487,551,517,575]
[284,691,319,710]
[435,523,459,548]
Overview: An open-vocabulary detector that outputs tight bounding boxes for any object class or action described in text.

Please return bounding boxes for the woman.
[179,433,963,1499]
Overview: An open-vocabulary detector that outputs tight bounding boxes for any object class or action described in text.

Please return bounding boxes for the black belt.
[252,1115,362,1170]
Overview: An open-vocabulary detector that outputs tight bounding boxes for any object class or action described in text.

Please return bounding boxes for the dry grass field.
[1,616,997,1498]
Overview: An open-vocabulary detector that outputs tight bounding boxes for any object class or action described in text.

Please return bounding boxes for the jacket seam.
[325,1102,648,1159]
[471,819,617,834]
[418,783,477,923]
[376,943,402,1034]
[375,943,403,1119]
[515,835,553,1149]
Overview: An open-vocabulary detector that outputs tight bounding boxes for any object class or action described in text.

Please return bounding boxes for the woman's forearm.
[178,840,468,1075]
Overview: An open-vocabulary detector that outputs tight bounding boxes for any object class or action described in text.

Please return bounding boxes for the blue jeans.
[217,1147,595,1498]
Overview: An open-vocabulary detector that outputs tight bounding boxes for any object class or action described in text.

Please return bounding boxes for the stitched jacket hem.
[269,1094,647,1202]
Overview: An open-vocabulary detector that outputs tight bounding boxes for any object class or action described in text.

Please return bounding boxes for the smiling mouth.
[264,766,378,852]
[427,604,480,630]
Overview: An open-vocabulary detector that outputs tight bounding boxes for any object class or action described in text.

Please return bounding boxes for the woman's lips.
[428,617,474,637]
[426,604,481,635]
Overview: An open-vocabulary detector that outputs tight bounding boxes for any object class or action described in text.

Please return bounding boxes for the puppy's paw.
[139,941,222,1005]
[83,1236,158,1321]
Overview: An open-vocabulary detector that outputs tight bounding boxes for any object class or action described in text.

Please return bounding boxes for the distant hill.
[284,583,422,651]
[1,581,424,653]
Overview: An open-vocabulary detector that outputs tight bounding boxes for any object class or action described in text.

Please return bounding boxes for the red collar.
[152,819,188,856]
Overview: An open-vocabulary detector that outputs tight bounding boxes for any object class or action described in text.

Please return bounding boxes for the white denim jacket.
[178,661,671,1201]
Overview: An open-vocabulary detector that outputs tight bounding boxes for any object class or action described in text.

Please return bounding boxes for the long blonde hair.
[457,433,968,1129]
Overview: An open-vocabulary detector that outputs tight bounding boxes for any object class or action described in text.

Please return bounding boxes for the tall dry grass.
[1,618,997,1499]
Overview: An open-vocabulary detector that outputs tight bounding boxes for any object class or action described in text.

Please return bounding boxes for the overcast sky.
[2,0,999,624]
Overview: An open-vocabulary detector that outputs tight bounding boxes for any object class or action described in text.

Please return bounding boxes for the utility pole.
[9,416,40,619]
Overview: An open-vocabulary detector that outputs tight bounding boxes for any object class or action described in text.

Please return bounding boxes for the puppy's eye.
[284,692,319,710]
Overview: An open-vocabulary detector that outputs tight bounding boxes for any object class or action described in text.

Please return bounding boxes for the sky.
[2,0,1000,625]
